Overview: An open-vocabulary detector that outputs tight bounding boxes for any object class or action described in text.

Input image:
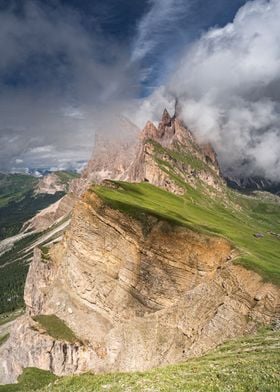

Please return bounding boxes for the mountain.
[83,110,223,195]
[226,175,280,195]
[0,111,279,386]
[0,171,79,314]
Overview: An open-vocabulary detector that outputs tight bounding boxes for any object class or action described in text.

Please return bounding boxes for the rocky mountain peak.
[141,121,160,140]
[158,109,175,140]
[200,143,220,172]
[161,108,172,126]
[1,106,279,387]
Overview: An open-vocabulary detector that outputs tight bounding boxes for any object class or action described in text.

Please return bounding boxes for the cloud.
[142,0,280,180]
[131,0,189,64]
[0,0,138,171]
[2,0,279,182]
[130,0,247,87]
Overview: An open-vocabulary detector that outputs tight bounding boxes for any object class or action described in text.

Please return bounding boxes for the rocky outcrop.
[35,173,67,195]
[80,110,223,196]
[126,111,223,194]
[0,315,95,383]
[22,194,76,233]
[0,110,279,385]
[1,189,279,383]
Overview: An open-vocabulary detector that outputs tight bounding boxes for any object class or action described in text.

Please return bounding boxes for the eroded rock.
[0,191,278,383]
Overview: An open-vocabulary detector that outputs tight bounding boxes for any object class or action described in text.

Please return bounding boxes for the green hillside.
[94,180,280,285]
[0,171,77,313]
[1,329,279,391]
[0,172,78,240]
[0,174,37,208]
[53,171,79,190]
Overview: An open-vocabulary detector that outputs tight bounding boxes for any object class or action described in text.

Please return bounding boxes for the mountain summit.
[0,110,279,385]
[81,110,223,196]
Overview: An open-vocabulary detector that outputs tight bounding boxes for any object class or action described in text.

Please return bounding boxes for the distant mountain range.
[225,175,280,195]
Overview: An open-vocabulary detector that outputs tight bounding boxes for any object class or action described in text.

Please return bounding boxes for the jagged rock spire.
[141,120,159,140]
[161,108,172,126]
[158,108,175,139]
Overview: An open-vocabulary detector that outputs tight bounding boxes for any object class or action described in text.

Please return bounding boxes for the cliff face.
[0,110,279,384]
[1,189,279,383]
[21,194,76,233]
[35,173,67,195]
[126,113,223,195]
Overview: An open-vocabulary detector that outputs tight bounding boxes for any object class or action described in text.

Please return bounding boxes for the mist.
[162,0,280,180]
[1,0,279,182]
[0,1,139,171]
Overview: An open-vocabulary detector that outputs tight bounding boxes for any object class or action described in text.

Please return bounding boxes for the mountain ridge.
[0,110,279,385]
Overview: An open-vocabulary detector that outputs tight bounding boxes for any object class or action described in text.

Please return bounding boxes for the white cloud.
[131,0,189,63]
[0,1,137,171]
[141,0,280,180]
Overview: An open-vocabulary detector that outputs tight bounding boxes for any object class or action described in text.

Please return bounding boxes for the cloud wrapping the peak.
[163,0,280,180]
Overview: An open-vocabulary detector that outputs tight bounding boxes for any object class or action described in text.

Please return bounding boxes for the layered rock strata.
[1,190,279,383]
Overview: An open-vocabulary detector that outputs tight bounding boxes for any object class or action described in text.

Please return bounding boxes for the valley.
[0,171,79,313]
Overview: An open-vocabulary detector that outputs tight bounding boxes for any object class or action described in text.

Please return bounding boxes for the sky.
[0,0,279,180]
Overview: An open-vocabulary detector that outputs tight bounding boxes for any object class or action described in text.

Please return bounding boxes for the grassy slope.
[32,315,79,343]
[0,171,78,313]
[0,171,79,240]
[0,309,24,326]
[0,174,37,208]
[94,181,280,285]
[1,329,279,391]
[0,334,9,347]
[54,171,79,188]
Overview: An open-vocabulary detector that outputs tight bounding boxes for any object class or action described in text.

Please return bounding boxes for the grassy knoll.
[0,329,279,391]
[94,181,280,285]
[32,315,79,343]
[0,368,57,392]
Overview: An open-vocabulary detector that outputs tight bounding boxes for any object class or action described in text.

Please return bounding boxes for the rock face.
[81,110,223,196]
[226,175,280,195]
[125,111,223,195]
[35,173,67,195]
[0,109,279,384]
[22,194,76,233]
[1,189,279,383]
